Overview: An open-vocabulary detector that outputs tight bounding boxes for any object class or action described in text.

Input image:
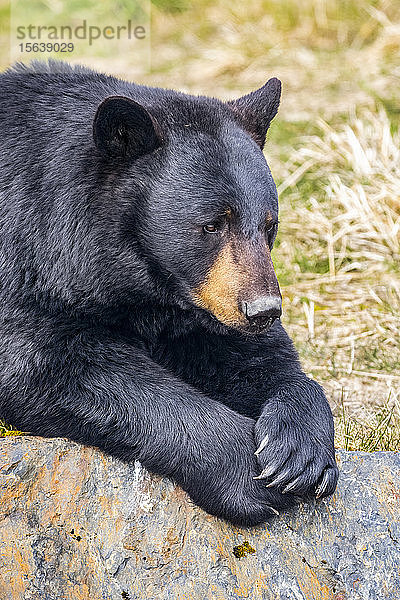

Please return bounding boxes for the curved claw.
[315,466,338,498]
[254,434,269,456]
[265,467,294,489]
[266,505,280,516]
[282,474,305,494]
[253,460,283,480]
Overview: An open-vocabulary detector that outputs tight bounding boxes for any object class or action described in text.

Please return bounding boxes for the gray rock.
[0,436,398,600]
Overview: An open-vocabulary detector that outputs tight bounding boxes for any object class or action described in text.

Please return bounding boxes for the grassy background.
[0,0,399,449]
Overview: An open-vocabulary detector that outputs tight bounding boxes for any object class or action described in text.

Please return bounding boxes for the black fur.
[0,60,338,526]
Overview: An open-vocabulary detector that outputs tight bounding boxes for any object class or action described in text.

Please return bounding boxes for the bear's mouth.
[192,302,279,336]
[245,314,279,334]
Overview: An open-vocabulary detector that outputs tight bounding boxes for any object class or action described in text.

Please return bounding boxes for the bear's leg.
[222,321,339,500]
[0,331,296,526]
[165,320,339,502]
[253,375,338,499]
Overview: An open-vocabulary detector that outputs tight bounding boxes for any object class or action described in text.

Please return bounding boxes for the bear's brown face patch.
[192,233,281,329]
[192,242,249,327]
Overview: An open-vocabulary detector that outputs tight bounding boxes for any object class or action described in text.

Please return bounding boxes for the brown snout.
[192,238,281,331]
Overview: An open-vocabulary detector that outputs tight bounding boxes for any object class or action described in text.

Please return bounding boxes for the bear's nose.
[240,296,282,331]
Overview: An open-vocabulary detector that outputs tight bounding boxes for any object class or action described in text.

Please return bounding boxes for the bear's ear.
[226,78,281,150]
[93,95,162,159]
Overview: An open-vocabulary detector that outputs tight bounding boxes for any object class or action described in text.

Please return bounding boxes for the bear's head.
[92,78,282,335]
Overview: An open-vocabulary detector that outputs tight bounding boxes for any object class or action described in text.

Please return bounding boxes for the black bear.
[0,60,338,526]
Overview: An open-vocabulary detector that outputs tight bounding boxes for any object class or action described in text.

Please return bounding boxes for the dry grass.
[272,107,400,435]
[144,0,400,120]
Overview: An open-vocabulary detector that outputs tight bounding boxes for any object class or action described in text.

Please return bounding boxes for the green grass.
[0,419,26,437]
[335,394,400,452]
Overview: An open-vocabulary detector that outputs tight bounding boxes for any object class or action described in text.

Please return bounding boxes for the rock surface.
[0,436,398,600]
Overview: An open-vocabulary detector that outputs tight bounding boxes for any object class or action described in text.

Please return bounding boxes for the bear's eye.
[203,223,220,234]
[265,221,278,235]
[265,221,279,249]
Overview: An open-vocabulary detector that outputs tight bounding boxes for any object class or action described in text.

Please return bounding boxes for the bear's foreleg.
[1,330,297,525]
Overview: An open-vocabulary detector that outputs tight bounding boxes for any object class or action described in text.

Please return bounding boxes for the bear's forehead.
[150,135,277,225]
[146,94,234,133]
